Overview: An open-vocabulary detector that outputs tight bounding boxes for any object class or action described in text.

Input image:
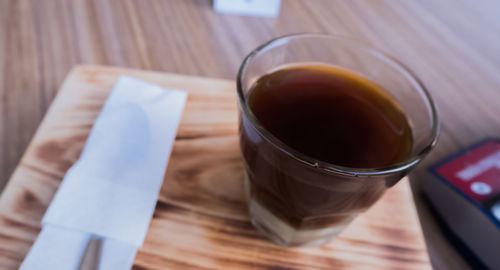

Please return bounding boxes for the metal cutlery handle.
[78,237,103,270]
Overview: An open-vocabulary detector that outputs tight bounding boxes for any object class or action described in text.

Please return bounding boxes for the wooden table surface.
[1,0,499,269]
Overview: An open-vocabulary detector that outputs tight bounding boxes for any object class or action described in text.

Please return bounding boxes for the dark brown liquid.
[248,65,413,168]
[240,65,413,233]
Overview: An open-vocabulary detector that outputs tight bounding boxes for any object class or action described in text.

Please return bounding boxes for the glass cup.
[236,34,439,247]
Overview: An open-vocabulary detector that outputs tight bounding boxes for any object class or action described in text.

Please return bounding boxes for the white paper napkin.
[20,76,188,270]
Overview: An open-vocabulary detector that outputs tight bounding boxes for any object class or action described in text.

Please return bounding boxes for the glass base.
[245,172,348,247]
[248,198,346,247]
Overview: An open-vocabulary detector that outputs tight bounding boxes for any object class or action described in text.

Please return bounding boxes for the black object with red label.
[427,138,500,269]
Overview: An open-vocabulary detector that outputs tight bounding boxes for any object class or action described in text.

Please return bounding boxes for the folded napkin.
[21,76,188,270]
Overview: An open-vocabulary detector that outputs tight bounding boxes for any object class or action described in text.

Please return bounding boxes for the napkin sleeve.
[21,76,187,270]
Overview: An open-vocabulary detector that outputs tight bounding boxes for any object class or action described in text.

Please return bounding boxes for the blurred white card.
[214,0,281,18]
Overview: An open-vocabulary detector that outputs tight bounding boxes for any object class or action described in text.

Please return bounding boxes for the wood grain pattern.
[0,65,430,269]
[1,0,500,269]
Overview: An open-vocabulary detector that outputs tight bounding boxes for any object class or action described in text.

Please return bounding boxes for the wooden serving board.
[0,65,431,269]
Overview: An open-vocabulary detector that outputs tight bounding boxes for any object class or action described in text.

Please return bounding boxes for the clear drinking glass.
[236,34,439,247]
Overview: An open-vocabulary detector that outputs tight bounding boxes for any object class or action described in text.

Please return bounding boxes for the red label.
[435,140,500,203]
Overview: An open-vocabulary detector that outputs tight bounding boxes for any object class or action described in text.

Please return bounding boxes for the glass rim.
[236,33,440,177]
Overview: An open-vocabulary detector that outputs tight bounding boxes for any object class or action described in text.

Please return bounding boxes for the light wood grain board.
[0,65,430,269]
